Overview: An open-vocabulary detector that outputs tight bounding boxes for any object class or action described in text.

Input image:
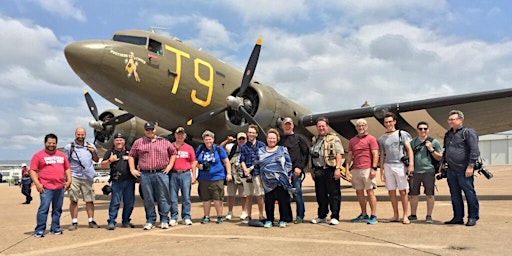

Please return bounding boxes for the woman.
[254,128,294,228]
[196,130,232,224]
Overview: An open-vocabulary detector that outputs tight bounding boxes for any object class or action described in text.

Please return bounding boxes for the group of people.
[27,109,481,237]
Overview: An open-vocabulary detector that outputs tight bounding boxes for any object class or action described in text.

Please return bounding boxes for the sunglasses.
[238,137,246,140]
[417,127,428,131]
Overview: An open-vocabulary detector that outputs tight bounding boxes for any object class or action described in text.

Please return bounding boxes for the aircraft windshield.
[112,35,147,45]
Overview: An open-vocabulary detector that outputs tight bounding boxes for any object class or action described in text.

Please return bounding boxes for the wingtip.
[256,36,263,45]
[84,90,88,95]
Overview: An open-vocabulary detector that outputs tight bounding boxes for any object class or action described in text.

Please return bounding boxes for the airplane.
[64,29,512,155]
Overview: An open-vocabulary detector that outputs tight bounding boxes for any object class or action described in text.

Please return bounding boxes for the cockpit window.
[148,39,163,55]
[112,35,147,45]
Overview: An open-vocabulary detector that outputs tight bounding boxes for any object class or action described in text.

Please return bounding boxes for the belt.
[140,169,163,173]
[171,169,191,173]
[315,166,334,170]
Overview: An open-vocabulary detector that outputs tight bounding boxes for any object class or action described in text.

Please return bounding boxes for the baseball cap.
[114,132,125,139]
[237,132,247,139]
[202,130,215,138]
[175,127,186,134]
[144,121,156,130]
[21,163,27,167]
[283,117,293,124]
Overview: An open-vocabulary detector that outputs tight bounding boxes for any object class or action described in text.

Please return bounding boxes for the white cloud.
[31,0,86,22]
[220,0,309,24]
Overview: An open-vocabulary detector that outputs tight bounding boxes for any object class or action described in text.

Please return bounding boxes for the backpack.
[312,133,338,167]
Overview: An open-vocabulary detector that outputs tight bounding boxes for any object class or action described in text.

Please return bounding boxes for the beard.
[75,137,85,144]
[45,145,56,152]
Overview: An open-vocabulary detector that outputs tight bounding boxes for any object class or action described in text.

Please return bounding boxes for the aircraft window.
[148,39,163,55]
[112,35,147,45]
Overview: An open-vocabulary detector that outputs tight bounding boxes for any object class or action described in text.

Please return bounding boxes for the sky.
[1,0,512,160]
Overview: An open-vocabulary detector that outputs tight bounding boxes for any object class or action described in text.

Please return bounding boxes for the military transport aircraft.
[65,29,512,153]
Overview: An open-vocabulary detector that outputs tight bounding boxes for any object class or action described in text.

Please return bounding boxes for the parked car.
[93,174,110,183]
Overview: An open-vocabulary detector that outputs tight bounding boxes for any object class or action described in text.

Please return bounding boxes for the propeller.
[84,91,134,142]
[187,37,266,135]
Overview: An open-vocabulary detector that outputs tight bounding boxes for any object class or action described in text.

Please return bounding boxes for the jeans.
[139,172,170,224]
[314,167,341,220]
[292,175,305,219]
[22,183,32,202]
[108,179,136,225]
[447,168,479,221]
[35,188,64,234]
[169,171,192,221]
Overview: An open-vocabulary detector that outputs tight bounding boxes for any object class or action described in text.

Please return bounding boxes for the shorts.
[242,175,264,197]
[383,163,409,191]
[69,177,95,202]
[408,172,435,196]
[226,180,245,197]
[198,180,225,201]
[351,168,376,190]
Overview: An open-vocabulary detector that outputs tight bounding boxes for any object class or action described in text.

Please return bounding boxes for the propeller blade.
[238,107,266,137]
[238,36,262,97]
[186,106,228,126]
[102,113,134,127]
[84,90,99,121]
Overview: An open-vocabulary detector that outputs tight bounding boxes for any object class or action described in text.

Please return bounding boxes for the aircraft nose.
[65,41,106,79]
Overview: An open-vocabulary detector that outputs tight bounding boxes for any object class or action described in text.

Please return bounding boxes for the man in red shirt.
[129,122,177,230]
[29,133,71,238]
[169,127,197,226]
[345,119,380,225]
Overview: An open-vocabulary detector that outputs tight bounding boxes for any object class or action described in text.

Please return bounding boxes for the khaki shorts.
[198,180,225,201]
[69,177,95,202]
[351,168,376,190]
[242,175,264,197]
[226,180,245,197]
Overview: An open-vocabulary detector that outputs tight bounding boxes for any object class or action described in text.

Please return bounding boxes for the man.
[279,117,309,224]
[442,110,480,226]
[169,127,197,226]
[101,132,136,230]
[240,124,266,222]
[221,132,249,221]
[65,127,100,230]
[378,112,414,224]
[345,119,379,225]
[409,122,443,224]
[310,117,344,225]
[30,133,72,238]
[20,163,33,204]
[129,121,177,230]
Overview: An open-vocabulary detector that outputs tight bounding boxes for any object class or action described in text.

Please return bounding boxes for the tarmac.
[1,165,511,256]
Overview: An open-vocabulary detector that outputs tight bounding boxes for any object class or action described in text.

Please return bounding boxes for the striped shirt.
[129,136,176,170]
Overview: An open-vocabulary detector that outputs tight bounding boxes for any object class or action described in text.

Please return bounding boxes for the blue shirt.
[240,140,266,172]
[196,144,228,181]
[64,142,97,181]
[254,146,293,194]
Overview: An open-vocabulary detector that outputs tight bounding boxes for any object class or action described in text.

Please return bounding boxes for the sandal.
[388,219,400,223]
[402,218,411,224]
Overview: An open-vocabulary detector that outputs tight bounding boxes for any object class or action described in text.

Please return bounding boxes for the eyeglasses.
[144,128,154,131]
[238,137,246,140]
[447,118,460,122]
[418,127,428,131]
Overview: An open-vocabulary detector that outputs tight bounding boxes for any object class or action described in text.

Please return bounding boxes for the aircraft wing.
[301,88,512,142]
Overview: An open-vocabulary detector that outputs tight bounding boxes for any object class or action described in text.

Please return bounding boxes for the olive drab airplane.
[65,29,512,153]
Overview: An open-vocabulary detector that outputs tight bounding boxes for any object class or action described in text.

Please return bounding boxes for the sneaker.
[329,219,339,225]
[279,221,286,228]
[160,222,169,229]
[240,212,248,220]
[426,215,434,224]
[201,216,210,224]
[50,230,62,235]
[408,215,418,221]
[263,221,273,228]
[122,223,135,228]
[183,219,193,225]
[242,216,252,224]
[169,219,178,227]
[89,221,100,228]
[107,223,115,230]
[294,217,304,224]
[311,218,326,224]
[216,217,224,224]
[68,223,78,231]
[350,214,369,223]
[226,211,233,220]
[367,215,378,225]
[34,232,44,238]
[143,223,154,230]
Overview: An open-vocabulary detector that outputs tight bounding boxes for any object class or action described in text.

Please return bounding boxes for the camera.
[474,161,493,179]
[400,156,410,167]
[310,151,320,158]
[102,185,112,195]
[202,162,211,172]
[436,169,447,180]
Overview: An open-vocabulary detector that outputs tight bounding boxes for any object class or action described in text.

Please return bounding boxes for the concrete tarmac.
[1,165,511,256]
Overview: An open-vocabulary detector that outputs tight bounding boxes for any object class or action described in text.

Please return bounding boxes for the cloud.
[30,0,86,22]
[220,0,309,24]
